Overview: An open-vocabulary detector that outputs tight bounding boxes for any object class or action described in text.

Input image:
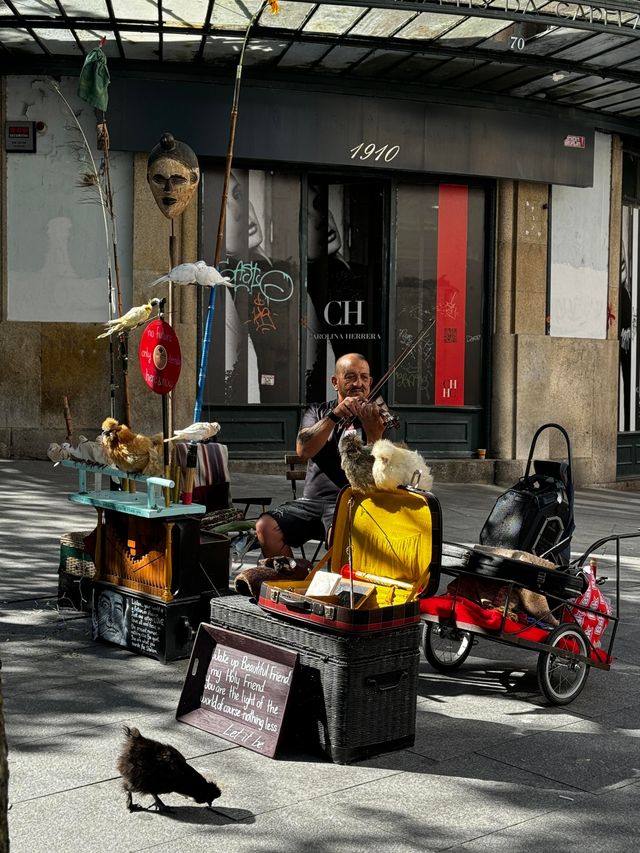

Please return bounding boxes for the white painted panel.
[6,76,133,323]
[549,131,611,339]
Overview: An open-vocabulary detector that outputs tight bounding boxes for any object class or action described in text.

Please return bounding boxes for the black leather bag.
[479,424,574,564]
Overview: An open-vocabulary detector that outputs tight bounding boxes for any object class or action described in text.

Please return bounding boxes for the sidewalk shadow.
[134,805,254,825]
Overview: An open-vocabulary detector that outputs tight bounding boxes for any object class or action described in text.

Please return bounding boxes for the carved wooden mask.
[147,132,200,219]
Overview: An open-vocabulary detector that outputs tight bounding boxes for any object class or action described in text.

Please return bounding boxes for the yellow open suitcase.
[258,485,442,633]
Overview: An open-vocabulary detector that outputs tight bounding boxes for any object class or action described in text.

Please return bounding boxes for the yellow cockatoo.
[96,298,161,339]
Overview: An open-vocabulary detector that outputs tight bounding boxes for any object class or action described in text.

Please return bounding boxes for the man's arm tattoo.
[298,418,330,446]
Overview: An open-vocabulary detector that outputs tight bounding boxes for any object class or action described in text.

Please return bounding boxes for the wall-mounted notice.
[176,624,297,758]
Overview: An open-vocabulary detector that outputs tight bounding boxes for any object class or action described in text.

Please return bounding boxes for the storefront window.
[392,183,485,407]
[203,168,301,405]
[304,180,385,402]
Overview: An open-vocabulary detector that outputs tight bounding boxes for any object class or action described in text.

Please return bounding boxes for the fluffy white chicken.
[96,299,161,339]
[371,439,433,491]
[148,261,232,289]
[164,422,221,444]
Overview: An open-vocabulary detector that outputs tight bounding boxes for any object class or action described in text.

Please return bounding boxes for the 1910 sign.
[176,624,297,758]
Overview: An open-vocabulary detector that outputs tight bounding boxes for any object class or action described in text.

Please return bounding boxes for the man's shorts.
[262,498,335,549]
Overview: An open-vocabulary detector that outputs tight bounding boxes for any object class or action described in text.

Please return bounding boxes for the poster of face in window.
[206,169,300,406]
[305,182,384,403]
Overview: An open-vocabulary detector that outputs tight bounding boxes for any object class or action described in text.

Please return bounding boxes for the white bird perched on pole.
[148,261,232,289]
[164,421,221,444]
[96,299,161,339]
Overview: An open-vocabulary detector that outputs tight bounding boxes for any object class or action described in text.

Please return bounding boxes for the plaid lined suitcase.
[258,485,442,633]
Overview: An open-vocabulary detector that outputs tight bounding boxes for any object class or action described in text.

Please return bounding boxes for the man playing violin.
[256,353,398,559]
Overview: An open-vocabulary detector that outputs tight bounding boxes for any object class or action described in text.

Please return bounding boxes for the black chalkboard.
[176,624,297,758]
[92,587,165,656]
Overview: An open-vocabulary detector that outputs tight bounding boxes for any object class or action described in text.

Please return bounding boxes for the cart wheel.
[424,623,473,672]
[537,624,590,705]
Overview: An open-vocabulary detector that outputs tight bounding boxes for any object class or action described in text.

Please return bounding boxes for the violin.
[338,395,400,431]
[371,396,400,430]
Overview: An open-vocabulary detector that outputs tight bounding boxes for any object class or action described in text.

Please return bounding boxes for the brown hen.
[99,417,163,476]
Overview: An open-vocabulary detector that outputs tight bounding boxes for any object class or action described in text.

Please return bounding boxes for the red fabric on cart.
[420,595,548,641]
[420,594,611,663]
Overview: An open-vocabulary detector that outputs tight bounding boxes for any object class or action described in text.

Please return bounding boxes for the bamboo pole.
[193,0,271,423]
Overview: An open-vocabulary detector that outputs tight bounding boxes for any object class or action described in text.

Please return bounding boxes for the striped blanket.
[174,441,231,510]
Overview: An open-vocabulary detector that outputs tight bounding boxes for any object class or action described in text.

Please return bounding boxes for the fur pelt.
[339,432,375,492]
[234,556,312,598]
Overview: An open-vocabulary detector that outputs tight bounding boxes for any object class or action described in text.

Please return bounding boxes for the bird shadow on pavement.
[134,805,254,825]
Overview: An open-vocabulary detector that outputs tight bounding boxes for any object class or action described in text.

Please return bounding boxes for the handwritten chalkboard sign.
[129,598,165,656]
[176,624,297,758]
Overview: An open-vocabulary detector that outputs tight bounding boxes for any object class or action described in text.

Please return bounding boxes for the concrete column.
[607,135,623,344]
[491,179,517,463]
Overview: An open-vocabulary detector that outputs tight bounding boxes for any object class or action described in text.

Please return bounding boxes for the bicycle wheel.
[424,623,473,672]
[537,624,590,705]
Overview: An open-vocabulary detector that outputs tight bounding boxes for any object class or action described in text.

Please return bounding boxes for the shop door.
[303,179,386,402]
[617,204,640,478]
[390,182,488,454]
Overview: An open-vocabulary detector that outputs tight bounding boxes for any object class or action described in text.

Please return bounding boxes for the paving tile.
[319,752,590,850]
[479,705,640,794]
[449,780,640,852]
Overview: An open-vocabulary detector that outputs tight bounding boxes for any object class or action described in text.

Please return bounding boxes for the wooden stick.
[63,396,73,443]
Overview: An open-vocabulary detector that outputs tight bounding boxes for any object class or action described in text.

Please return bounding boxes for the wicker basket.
[58,530,96,612]
[59,530,96,577]
[209,595,420,763]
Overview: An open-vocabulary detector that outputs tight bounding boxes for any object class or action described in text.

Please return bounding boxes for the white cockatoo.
[47,442,70,464]
[164,421,221,444]
[148,261,232,289]
[47,435,108,466]
[96,298,161,339]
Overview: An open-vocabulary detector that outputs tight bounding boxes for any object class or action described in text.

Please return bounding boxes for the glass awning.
[1,0,640,123]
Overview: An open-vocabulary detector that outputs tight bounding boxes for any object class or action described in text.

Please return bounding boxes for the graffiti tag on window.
[247,294,277,334]
[220,259,294,304]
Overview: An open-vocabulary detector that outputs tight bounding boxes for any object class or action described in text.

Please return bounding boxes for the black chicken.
[117,726,221,813]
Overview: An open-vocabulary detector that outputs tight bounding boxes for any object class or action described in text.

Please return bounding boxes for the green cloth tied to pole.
[78,47,110,112]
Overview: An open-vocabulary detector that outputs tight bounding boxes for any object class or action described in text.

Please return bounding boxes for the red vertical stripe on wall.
[435,184,468,406]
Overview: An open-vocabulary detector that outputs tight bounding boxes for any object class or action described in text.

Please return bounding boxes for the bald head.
[332,353,372,401]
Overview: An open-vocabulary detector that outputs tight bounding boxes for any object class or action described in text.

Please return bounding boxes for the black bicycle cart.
[420,424,631,705]
[420,533,635,705]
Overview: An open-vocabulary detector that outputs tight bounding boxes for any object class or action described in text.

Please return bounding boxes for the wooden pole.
[193,0,270,423]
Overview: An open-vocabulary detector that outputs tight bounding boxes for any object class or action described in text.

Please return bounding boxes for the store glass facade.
[202,165,489,455]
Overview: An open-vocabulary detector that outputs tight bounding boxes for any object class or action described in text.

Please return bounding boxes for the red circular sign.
[139,319,182,394]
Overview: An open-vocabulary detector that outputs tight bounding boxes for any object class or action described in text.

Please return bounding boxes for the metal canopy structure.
[1,1,640,131]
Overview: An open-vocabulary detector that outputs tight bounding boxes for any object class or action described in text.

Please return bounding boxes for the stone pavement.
[2,459,640,852]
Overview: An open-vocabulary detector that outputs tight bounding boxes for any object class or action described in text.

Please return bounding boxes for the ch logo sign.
[323,300,365,326]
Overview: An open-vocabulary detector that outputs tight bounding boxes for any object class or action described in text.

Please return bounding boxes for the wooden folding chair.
[285,453,325,563]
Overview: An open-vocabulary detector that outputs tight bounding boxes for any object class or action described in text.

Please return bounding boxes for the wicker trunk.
[209,595,421,764]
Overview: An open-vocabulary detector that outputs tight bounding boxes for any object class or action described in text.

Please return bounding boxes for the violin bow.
[367,318,436,403]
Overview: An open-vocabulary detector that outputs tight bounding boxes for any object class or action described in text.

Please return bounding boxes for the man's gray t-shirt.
[300,400,397,501]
